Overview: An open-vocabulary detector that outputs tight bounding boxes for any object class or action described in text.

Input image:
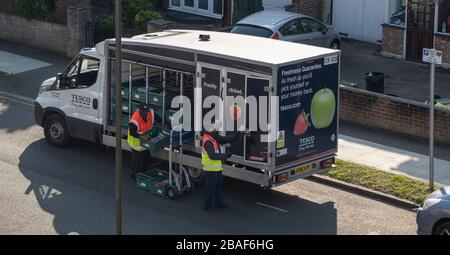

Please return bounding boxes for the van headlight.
[39,85,51,94]
[423,198,439,209]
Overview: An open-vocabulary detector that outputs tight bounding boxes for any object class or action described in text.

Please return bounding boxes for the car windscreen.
[230,25,274,38]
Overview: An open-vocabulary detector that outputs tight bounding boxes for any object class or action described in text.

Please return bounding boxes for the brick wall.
[0,11,68,54]
[381,24,404,58]
[435,34,450,65]
[287,0,321,20]
[0,0,13,13]
[0,6,91,57]
[340,86,450,145]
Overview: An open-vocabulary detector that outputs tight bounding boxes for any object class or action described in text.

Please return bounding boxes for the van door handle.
[93,98,98,110]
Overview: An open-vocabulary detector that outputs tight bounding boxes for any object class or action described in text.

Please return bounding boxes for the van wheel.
[44,114,71,147]
[188,166,205,188]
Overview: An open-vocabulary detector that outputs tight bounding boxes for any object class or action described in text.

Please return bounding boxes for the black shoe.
[217,203,228,210]
[131,173,137,180]
[203,207,219,212]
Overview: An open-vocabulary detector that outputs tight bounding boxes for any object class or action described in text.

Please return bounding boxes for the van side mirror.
[56,73,63,88]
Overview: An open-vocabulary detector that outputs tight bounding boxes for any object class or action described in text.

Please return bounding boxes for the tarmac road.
[0,95,417,235]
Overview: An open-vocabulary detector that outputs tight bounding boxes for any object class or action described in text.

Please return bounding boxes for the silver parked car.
[231,10,341,49]
[416,186,450,235]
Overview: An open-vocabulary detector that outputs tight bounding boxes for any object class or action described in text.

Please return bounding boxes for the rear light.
[320,158,335,169]
[276,173,289,183]
[271,32,280,40]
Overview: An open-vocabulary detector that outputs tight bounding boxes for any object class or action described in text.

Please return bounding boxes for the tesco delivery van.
[34,30,340,188]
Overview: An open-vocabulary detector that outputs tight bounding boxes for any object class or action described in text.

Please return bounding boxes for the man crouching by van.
[128,104,155,178]
[201,123,239,212]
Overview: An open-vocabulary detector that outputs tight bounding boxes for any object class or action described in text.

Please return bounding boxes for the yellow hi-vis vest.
[201,134,223,172]
[127,110,154,151]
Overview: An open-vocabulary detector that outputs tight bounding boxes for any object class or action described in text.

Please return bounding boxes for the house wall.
[381,24,405,59]
[340,86,450,145]
[286,0,321,19]
[381,1,450,67]
[263,0,292,10]
[435,34,450,67]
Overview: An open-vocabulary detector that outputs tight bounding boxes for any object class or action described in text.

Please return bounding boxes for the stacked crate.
[119,70,195,153]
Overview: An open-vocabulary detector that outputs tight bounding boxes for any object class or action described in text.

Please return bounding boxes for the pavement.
[0,39,70,99]
[339,123,450,186]
[340,40,450,102]
[0,39,418,235]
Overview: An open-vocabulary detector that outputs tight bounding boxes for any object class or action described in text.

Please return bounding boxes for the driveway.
[340,40,450,102]
[0,39,70,99]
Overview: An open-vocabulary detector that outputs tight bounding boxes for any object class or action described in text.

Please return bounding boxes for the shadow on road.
[19,139,337,235]
[0,97,35,133]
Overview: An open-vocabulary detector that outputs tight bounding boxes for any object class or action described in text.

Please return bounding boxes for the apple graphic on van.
[229,103,242,121]
[310,88,336,129]
[294,110,309,136]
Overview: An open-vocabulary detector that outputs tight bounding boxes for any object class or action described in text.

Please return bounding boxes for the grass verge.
[321,159,440,204]
[0,70,8,76]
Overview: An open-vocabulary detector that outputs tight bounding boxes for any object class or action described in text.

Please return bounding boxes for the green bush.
[115,0,152,26]
[134,10,162,31]
[112,0,162,32]
[13,0,55,22]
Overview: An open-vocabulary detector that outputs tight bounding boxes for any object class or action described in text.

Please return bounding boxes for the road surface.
[0,93,417,235]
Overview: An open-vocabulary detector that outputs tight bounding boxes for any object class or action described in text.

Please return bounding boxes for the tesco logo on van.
[71,94,91,106]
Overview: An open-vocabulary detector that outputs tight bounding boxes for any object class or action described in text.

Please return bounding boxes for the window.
[199,0,208,10]
[438,0,450,33]
[280,19,304,36]
[213,0,223,15]
[231,24,274,38]
[185,0,194,7]
[388,0,406,26]
[171,0,180,7]
[62,55,100,89]
[169,0,223,17]
[299,18,324,33]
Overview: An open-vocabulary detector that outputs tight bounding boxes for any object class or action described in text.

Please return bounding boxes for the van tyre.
[44,114,71,147]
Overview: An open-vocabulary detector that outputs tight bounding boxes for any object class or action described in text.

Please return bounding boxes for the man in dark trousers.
[201,125,239,212]
[128,104,155,178]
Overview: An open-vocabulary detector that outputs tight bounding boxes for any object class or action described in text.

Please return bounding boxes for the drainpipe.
[434,0,439,49]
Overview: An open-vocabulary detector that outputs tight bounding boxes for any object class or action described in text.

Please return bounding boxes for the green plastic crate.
[121,79,146,99]
[141,131,170,154]
[131,87,147,103]
[121,114,130,128]
[121,100,140,114]
[135,169,169,197]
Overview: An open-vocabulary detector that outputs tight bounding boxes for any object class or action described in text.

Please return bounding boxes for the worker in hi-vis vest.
[128,104,155,178]
[201,124,239,212]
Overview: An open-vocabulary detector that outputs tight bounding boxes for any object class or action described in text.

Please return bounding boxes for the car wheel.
[434,221,450,235]
[188,166,205,188]
[44,114,72,147]
[330,40,340,49]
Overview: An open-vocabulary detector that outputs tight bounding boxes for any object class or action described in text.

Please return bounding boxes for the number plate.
[295,164,312,174]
